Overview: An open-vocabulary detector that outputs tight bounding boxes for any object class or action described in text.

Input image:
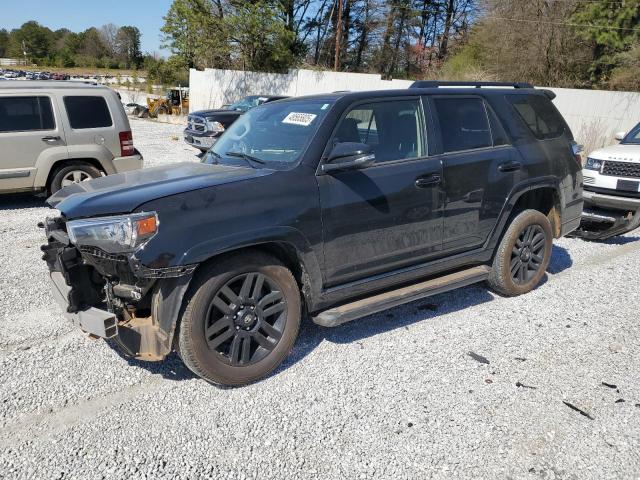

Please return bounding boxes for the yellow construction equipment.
[144,87,189,118]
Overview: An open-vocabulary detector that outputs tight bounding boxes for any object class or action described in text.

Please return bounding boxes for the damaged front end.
[41,215,195,361]
[571,207,640,241]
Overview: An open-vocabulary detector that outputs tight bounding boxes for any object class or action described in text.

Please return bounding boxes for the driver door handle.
[498,161,522,172]
[41,136,61,143]
[415,173,441,188]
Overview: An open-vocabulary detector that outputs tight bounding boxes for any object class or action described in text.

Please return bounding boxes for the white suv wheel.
[61,170,93,187]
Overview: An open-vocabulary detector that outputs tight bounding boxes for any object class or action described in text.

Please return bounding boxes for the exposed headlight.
[67,212,158,254]
[205,120,225,133]
[585,157,603,171]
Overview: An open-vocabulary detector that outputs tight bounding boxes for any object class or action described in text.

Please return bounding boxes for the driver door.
[317,98,444,287]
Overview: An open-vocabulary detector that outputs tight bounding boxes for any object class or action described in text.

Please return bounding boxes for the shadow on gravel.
[0,193,47,210]
[600,235,640,245]
[277,284,496,376]
[107,341,197,382]
[547,244,573,274]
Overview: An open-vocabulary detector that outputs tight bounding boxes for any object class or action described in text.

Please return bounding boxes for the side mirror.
[321,142,375,173]
[615,131,626,141]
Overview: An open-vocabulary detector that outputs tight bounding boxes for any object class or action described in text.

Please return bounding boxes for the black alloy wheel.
[205,272,287,366]
[510,224,546,285]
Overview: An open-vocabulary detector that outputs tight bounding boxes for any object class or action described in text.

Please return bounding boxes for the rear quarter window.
[508,94,566,140]
[64,96,113,129]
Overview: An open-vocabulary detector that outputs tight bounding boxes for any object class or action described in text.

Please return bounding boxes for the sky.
[1,0,174,55]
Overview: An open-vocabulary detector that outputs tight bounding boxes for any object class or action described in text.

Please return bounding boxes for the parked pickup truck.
[572,122,640,240]
[41,82,583,386]
[184,95,288,152]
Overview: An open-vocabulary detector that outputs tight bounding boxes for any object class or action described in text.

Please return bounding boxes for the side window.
[486,105,510,146]
[0,96,55,133]
[64,96,112,129]
[508,94,565,140]
[332,99,424,163]
[433,97,492,153]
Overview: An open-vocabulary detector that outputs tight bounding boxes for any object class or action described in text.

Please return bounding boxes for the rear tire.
[488,209,552,296]
[178,252,301,386]
[48,162,101,196]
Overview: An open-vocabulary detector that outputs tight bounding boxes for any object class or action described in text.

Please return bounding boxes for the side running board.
[312,265,491,327]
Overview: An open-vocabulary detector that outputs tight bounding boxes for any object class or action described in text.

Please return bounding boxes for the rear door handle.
[498,161,522,172]
[415,174,441,188]
[41,136,61,143]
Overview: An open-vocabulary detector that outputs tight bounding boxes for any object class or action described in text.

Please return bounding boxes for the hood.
[190,109,241,118]
[49,162,273,219]
[590,143,640,163]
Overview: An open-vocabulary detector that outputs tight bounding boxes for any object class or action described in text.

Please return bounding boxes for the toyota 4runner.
[41,81,583,386]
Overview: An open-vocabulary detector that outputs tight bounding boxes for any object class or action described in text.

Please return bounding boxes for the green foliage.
[572,0,640,84]
[161,0,299,72]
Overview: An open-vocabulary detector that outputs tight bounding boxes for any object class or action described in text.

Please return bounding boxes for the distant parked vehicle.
[183,95,288,152]
[0,81,143,195]
[123,102,144,116]
[573,122,640,240]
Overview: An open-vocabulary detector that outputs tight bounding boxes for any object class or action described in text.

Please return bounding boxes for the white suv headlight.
[585,157,603,171]
[67,212,158,254]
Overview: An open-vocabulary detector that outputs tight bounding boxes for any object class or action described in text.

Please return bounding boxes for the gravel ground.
[1,119,639,479]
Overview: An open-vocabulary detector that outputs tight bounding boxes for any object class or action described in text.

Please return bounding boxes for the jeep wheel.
[178,252,301,386]
[488,209,552,296]
[48,162,102,195]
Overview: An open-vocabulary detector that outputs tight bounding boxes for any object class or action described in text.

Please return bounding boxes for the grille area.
[602,160,640,179]
[187,115,206,132]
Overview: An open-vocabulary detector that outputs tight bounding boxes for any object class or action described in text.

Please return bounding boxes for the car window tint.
[433,97,492,153]
[0,96,55,132]
[486,105,510,146]
[64,96,112,129]
[508,94,565,140]
[334,100,424,163]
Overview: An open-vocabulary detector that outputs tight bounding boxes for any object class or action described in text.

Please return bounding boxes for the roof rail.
[409,81,534,89]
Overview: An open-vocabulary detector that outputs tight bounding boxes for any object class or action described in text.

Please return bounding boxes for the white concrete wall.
[190,68,640,152]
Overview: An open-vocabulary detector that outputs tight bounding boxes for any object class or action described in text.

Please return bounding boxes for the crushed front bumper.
[570,189,640,240]
[41,216,195,361]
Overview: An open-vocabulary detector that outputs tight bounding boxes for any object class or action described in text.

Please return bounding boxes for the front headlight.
[585,157,604,171]
[67,212,158,254]
[205,120,225,133]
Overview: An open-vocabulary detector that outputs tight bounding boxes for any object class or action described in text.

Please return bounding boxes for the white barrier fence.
[190,68,640,152]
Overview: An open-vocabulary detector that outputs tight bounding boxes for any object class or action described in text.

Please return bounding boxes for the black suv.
[42,81,583,386]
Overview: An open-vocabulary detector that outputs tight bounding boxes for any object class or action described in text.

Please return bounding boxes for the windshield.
[226,95,266,112]
[203,98,334,169]
[622,122,640,144]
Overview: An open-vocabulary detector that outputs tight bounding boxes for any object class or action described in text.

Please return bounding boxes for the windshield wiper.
[225,151,267,168]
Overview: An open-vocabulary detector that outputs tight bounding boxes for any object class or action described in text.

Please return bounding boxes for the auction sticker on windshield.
[282,112,317,126]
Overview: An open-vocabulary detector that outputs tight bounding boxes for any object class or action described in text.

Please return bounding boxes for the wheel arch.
[41,158,106,192]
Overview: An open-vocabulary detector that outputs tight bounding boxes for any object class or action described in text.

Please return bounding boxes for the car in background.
[0,81,143,195]
[184,95,288,152]
[576,122,640,239]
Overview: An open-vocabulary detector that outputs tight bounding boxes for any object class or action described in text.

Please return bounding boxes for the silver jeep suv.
[0,81,143,195]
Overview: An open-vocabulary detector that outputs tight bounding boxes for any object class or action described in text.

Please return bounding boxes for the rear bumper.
[112,152,144,173]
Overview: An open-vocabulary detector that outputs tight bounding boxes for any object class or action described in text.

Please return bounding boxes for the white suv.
[0,81,143,195]
[578,123,640,239]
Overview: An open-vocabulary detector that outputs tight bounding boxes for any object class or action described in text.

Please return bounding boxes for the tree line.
[161,0,639,90]
[0,21,143,69]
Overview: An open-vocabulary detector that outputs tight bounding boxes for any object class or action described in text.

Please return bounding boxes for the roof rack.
[409,81,534,89]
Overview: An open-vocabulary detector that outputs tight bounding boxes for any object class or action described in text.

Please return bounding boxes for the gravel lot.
[1,118,639,479]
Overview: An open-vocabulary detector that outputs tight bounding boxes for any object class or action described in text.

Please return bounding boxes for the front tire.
[178,252,301,386]
[488,209,553,296]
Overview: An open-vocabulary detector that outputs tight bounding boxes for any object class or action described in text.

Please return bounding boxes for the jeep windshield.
[203,98,334,169]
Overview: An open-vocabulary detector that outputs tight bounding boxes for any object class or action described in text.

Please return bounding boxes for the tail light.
[571,141,585,167]
[119,131,134,157]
